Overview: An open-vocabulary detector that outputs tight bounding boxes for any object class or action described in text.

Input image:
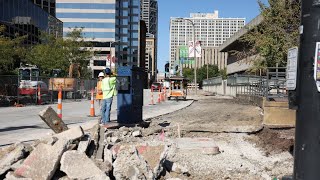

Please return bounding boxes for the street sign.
[179,57,194,64]
[179,46,188,58]
[286,47,298,90]
[188,41,201,58]
[314,42,320,92]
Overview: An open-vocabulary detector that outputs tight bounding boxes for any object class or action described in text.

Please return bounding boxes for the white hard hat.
[98,72,105,77]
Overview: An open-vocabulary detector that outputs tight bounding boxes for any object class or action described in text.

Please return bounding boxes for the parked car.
[151,82,162,91]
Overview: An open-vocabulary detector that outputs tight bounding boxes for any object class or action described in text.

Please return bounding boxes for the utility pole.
[294,0,320,179]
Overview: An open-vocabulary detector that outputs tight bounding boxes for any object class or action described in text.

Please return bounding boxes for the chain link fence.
[0,75,98,107]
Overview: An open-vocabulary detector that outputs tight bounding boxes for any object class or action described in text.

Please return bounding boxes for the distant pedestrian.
[96,72,104,110]
[101,68,117,127]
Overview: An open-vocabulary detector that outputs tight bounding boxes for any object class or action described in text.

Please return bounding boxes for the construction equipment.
[18,64,48,96]
[49,63,80,92]
[168,76,188,101]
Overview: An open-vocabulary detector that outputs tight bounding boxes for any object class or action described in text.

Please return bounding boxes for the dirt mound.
[254,128,294,156]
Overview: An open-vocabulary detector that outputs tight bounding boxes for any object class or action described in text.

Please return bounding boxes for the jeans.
[101,97,113,124]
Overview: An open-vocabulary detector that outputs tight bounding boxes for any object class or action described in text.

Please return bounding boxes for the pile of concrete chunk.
[0,107,171,180]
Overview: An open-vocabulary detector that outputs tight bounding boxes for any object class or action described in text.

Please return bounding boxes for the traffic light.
[165,63,169,72]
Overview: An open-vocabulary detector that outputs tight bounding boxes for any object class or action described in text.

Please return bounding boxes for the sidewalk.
[0,99,193,146]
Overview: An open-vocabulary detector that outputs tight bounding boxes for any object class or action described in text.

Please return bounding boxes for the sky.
[157,0,268,72]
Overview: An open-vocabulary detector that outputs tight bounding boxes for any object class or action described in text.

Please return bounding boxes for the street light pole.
[293,0,320,179]
[192,20,197,95]
[175,18,197,94]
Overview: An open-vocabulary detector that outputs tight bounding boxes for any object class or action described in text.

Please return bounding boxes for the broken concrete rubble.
[103,146,113,164]
[0,144,25,176]
[10,159,24,171]
[53,126,84,142]
[137,145,169,177]
[96,126,105,160]
[93,159,112,174]
[60,151,109,180]
[14,139,70,180]
[5,171,32,180]
[113,145,154,180]
[36,136,58,145]
[77,134,91,153]
[38,106,68,133]
[132,130,142,137]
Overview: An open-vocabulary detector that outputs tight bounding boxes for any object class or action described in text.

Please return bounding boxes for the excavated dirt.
[146,94,294,179]
[252,128,295,156]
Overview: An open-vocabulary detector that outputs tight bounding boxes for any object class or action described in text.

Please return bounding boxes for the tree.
[197,65,220,83]
[182,64,220,86]
[235,0,301,72]
[26,28,93,77]
[0,26,26,74]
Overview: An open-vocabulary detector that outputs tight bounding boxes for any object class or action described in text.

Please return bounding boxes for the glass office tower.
[0,0,62,44]
[115,0,140,66]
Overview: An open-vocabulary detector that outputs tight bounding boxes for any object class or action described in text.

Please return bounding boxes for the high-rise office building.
[115,0,141,67]
[141,0,157,37]
[56,0,116,77]
[0,0,62,44]
[30,0,56,16]
[169,11,245,70]
[141,0,158,82]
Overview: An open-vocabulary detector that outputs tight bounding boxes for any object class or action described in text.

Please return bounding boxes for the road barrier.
[37,85,42,105]
[164,86,167,100]
[149,88,155,105]
[157,90,161,104]
[89,89,96,117]
[57,88,62,119]
[161,87,165,102]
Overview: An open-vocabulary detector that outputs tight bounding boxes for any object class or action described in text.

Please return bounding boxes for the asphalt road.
[0,99,117,146]
[0,96,193,146]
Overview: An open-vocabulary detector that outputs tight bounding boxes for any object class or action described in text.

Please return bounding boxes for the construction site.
[0,90,295,180]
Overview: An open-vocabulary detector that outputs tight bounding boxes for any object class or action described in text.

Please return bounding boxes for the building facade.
[56,0,116,77]
[115,0,140,67]
[0,0,62,44]
[30,0,56,16]
[219,15,263,75]
[146,34,156,84]
[141,0,158,83]
[169,11,245,70]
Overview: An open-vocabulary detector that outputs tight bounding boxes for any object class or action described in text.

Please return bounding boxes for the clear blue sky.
[157,0,268,72]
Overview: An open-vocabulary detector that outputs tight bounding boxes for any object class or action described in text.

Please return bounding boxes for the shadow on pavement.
[0,125,45,133]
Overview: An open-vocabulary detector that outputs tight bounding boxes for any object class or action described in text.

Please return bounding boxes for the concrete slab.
[14,139,69,180]
[60,151,109,180]
[172,138,220,155]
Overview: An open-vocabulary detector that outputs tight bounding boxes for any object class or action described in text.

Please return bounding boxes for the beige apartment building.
[146,35,157,82]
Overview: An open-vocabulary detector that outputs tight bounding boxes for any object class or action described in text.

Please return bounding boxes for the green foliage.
[26,28,93,77]
[219,68,227,79]
[182,68,194,81]
[197,65,220,83]
[0,25,27,74]
[182,64,220,85]
[237,0,301,71]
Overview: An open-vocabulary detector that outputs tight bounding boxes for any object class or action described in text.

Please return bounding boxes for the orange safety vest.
[96,81,103,100]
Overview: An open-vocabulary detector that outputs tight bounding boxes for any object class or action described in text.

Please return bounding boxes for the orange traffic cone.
[161,87,165,102]
[37,85,42,105]
[57,88,62,119]
[158,89,161,104]
[149,87,155,105]
[89,89,96,117]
